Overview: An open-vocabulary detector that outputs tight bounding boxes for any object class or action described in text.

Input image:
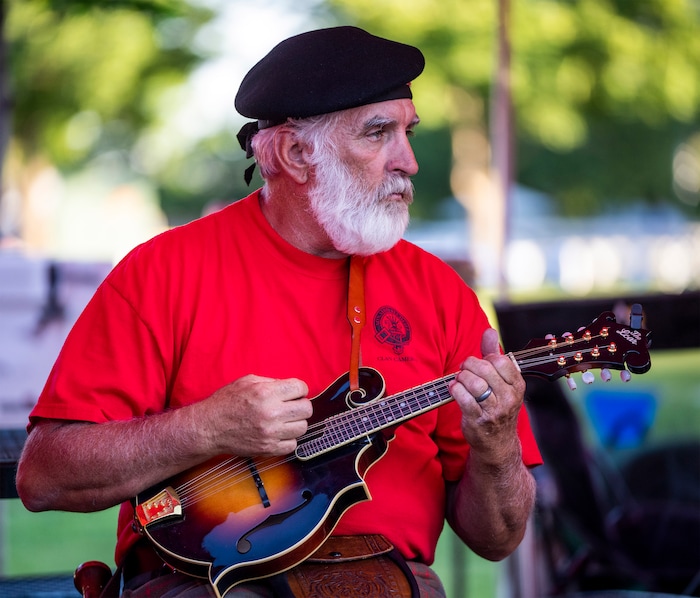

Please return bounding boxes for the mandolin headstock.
[514,304,651,387]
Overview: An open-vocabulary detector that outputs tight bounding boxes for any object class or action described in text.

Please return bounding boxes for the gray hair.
[251,112,345,180]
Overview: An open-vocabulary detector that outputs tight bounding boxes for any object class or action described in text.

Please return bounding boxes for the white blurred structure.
[0,253,111,428]
[406,187,700,294]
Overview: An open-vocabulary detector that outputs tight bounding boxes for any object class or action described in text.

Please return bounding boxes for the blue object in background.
[585,389,658,449]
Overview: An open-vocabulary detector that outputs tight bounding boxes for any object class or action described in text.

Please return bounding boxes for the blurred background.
[0,0,698,597]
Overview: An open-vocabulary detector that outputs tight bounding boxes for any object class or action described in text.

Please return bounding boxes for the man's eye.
[369,129,385,139]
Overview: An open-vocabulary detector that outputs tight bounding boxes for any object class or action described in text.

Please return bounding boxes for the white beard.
[308,151,413,256]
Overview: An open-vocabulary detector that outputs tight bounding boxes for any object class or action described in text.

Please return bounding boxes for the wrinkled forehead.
[340,99,421,132]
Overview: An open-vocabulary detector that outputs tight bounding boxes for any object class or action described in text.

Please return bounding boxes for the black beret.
[234,26,425,124]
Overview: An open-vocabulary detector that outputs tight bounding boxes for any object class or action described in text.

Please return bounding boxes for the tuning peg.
[565,376,577,391]
[600,369,612,382]
[582,371,595,385]
[545,334,555,340]
[630,303,643,329]
[620,370,631,383]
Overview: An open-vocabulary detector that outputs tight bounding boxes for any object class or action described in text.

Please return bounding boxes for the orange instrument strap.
[347,255,366,392]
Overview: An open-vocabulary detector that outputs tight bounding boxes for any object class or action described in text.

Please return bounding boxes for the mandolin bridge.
[135,486,182,528]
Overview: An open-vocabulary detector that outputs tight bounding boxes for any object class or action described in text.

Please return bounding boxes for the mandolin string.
[181,378,456,506]
[176,455,293,502]
[509,331,611,362]
[178,346,586,503]
[177,458,248,503]
[178,409,348,502]
[176,331,617,505]
[178,455,295,506]
[300,378,454,458]
[514,340,615,369]
[297,332,616,459]
[181,370,505,506]
[176,457,238,492]
[174,410,369,504]
[177,462,245,505]
[176,380,456,506]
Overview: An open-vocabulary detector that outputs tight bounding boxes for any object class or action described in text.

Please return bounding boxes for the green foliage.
[6,0,700,221]
[409,127,453,219]
[42,0,184,15]
[5,0,211,169]
[518,119,691,216]
[328,0,700,213]
[156,129,256,224]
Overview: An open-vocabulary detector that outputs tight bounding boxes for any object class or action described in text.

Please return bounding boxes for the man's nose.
[391,136,419,177]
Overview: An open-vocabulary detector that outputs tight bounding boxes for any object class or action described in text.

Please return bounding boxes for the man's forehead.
[344,99,420,129]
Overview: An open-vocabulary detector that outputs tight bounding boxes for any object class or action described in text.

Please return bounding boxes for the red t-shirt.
[30,190,541,566]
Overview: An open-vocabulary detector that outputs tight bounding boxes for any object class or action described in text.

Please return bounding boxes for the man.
[17,26,541,597]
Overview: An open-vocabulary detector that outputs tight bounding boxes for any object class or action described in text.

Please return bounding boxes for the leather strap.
[347,255,366,392]
[281,535,419,598]
[306,534,393,562]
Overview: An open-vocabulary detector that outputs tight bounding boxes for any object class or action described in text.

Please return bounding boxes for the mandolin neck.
[296,373,457,460]
[296,308,651,461]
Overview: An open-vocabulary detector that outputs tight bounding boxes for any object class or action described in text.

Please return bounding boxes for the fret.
[328,416,344,445]
[357,410,373,434]
[298,373,458,459]
[366,401,387,428]
[388,398,407,421]
[342,410,364,439]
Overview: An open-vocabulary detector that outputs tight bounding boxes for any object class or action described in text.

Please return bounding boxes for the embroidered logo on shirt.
[373,306,411,355]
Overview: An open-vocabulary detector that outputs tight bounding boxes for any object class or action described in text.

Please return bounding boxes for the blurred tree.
[0,0,213,240]
[327,0,700,215]
[4,0,699,249]
[326,0,700,288]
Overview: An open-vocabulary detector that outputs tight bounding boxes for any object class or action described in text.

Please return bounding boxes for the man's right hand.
[16,375,312,513]
[202,375,312,457]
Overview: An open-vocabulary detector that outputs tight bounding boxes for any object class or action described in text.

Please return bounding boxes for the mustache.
[377,175,414,203]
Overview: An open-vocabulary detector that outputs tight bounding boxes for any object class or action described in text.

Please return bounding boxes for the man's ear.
[274,129,310,184]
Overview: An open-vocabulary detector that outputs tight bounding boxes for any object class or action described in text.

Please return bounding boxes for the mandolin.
[133,306,651,597]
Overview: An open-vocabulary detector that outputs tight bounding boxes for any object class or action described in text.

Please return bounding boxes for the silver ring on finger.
[475,386,493,403]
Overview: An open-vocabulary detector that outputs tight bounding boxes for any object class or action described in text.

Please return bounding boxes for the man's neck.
[258,186,348,260]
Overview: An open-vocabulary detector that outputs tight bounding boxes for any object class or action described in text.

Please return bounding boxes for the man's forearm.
[17,375,313,514]
[447,442,537,561]
[17,409,212,513]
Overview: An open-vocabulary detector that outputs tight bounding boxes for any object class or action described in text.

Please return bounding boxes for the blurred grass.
[2,501,500,595]
[2,349,697,597]
[2,503,119,575]
[434,528,501,597]
[573,348,700,446]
